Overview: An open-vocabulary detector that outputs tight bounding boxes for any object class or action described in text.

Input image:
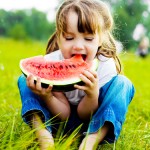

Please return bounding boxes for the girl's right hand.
[26,74,53,99]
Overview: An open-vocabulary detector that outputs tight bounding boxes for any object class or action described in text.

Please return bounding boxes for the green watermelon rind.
[20,56,99,91]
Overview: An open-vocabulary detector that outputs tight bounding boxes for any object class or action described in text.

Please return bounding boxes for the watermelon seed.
[72,64,76,68]
[69,65,72,68]
[59,65,63,69]
[53,65,56,68]
[48,66,52,69]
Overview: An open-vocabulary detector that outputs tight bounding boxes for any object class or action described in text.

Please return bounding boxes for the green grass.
[0,37,150,149]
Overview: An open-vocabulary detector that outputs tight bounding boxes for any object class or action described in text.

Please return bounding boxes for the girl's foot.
[79,134,99,150]
[79,122,110,150]
[31,113,55,150]
[36,128,55,150]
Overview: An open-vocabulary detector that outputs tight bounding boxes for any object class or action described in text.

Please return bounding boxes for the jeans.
[17,74,135,143]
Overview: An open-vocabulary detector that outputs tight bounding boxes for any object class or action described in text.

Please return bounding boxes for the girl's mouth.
[71,54,87,61]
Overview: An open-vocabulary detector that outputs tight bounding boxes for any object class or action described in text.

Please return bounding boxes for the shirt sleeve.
[97,55,118,88]
[44,50,63,61]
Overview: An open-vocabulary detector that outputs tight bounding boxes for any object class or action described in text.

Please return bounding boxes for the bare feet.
[79,134,99,150]
[31,113,55,150]
[36,128,55,150]
[79,122,110,150]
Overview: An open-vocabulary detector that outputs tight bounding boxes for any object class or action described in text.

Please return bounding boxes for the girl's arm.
[77,94,98,120]
[74,70,99,120]
[41,91,70,121]
[27,75,70,121]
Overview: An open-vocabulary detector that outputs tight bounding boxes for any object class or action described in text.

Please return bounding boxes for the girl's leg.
[79,75,135,149]
[79,122,110,150]
[17,75,55,149]
[30,112,55,150]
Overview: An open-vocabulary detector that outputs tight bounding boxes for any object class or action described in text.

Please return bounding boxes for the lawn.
[0,37,150,149]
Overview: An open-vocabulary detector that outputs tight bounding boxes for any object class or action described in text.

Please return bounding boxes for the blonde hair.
[46,0,121,73]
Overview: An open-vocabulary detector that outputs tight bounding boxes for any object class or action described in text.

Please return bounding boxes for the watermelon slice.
[20,54,99,92]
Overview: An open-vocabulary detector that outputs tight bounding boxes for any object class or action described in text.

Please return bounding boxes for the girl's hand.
[27,74,71,120]
[74,70,99,98]
[26,74,53,98]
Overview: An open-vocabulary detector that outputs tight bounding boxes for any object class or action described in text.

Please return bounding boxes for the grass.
[0,37,150,149]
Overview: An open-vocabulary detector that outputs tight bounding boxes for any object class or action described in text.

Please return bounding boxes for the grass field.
[0,37,150,149]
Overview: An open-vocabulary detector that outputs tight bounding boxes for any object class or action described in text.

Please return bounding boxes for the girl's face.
[58,10,101,63]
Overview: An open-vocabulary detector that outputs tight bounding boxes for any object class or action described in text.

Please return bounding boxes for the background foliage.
[0,9,55,40]
[0,0,150,50]
[109,0,150,49]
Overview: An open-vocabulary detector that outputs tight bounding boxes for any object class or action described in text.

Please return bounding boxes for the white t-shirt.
[44,50,117,105]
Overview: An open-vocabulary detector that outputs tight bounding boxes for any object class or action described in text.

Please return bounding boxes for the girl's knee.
[115,75,135,101]
[116,75,131,85]
[116,75,134,90]
[18,74,26,82]
[17,74,26,87]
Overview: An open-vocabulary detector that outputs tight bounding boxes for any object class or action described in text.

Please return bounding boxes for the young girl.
[18,0,135,149]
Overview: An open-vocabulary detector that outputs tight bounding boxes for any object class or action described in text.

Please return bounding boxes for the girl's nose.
[72,41,84,51]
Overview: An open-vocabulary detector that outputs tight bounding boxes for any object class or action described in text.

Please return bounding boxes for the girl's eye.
[65,37,74,40]
[85,37,94,41]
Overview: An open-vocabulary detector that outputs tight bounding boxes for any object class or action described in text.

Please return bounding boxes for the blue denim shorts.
[17,74,135,143]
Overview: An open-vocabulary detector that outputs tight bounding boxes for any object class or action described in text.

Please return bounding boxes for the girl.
[18,0,135,149]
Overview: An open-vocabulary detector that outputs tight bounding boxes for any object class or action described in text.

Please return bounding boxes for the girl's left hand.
[74,69,99,97]
[27,74,53,98]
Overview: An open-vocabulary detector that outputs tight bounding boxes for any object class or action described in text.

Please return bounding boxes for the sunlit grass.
[0,37,150,149]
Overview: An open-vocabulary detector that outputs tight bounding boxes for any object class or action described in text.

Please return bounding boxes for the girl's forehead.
[62,9,99,34]
[65,11,78,28]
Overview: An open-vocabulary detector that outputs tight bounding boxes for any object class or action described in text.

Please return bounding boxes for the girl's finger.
[35,77,42,91]
[44,85,53,93]
[88,69,98,78]
[79,73,92,86]
[27,74,35,89]
[82,70,95,82]
[74,84,87,91]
